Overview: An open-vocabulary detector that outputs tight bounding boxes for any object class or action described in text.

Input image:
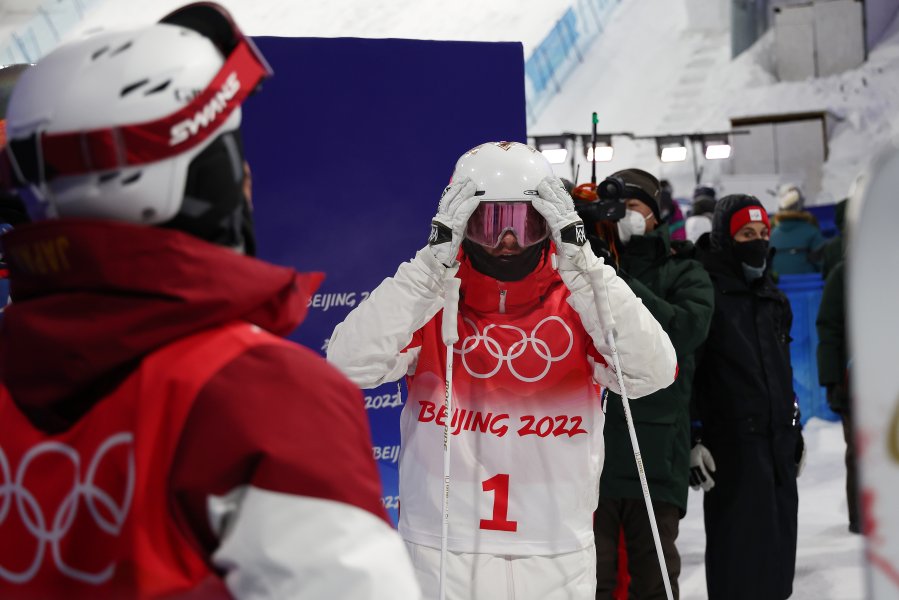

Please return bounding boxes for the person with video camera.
[573,169,714,600]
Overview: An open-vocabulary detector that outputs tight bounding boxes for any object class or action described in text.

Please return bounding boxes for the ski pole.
[439,272,462,600]
[588,265,674,600]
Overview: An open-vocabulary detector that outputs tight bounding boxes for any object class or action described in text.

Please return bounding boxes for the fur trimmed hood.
[774,210,818,227]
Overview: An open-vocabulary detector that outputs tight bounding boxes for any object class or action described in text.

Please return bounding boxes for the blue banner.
[241,37,527,523]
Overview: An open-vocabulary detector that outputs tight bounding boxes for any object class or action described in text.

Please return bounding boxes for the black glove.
[826,383,850,415]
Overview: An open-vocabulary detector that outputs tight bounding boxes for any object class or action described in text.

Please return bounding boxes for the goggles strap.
[26,40,270,181]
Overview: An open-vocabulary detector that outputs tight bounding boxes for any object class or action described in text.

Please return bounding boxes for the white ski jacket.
[328,246,675,554]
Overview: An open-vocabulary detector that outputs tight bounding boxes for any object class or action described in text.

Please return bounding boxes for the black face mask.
[733,239,768,268]
[462,239,548,282]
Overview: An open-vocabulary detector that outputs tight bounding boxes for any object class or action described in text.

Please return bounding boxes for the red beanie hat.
[729,205,770,237]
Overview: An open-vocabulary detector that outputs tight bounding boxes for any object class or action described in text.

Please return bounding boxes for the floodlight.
[660,146,687,162]
[532,135,570,165]
[657,136,687,163]
[541,148,568,164]
[587,146,614,162]
[704,139,732,160]
[581,134,614,162]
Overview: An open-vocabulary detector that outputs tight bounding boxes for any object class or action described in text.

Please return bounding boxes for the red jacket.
[0,220,415,599]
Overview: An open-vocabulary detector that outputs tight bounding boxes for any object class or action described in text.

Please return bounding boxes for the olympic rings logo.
[455,316,574,382]
[0,433,135,585]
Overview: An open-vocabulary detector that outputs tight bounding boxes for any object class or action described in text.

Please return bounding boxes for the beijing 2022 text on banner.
[241,37,527,524]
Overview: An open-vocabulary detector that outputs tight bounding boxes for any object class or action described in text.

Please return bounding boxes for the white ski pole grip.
[439,272,461,600]
[588,263,675,600]
[441,274,461,345]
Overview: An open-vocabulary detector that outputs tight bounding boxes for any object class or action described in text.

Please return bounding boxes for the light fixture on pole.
[703,135,732,160]
[533,135,570,165]
[581,134,614,162]
[656,136,687,163]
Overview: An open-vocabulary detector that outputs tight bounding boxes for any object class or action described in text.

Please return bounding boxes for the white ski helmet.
[5,3,270,247]
[452,141,554,201]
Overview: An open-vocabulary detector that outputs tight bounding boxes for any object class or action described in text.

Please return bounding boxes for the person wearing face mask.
[329,143,677,599]
[594,169,714,600]
[690,194,803,600]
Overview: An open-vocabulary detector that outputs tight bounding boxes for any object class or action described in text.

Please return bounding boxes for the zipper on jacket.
[506,556,515,600]
[499,289,507,314]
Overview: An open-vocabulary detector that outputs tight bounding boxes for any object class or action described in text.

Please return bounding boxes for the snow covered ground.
[678,418,867,599]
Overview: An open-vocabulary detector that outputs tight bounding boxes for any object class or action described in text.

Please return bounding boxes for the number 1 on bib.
[479,473,518,532]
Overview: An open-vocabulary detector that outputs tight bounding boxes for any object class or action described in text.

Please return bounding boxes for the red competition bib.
[0,322,288,599]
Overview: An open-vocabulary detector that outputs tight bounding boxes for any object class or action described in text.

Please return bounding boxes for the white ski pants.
[404,540,596,600]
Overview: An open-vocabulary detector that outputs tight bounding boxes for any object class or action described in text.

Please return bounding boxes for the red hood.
[0,219,322,415]
[457,245,562,314]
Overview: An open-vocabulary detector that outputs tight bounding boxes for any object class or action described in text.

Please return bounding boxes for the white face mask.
[617,209,649,244]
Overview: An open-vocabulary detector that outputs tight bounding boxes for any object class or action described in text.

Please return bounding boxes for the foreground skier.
[328,141,676,598]
[0,4,418,598]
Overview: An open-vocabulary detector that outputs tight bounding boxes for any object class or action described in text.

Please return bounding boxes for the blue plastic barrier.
[778,273,840,424]
[806,203,838,239]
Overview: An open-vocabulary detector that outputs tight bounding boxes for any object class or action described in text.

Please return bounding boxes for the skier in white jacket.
[328,141,676,599]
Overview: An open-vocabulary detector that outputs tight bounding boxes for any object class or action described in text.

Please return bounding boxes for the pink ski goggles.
[465,202,549,248]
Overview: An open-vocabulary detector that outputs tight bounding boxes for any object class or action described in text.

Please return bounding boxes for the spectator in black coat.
[691,194,803,600]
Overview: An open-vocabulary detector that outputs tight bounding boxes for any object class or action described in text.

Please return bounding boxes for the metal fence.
[2,0,104,65]
[525,0,621,125]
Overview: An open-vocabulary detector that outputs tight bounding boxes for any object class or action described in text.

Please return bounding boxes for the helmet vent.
[110,40,133,57]
[98,171,119,183]
[143,79,172,96]
[120,79,149,97]
[91,46,110,61]
[141,207,157,222]
[122,172,142,185]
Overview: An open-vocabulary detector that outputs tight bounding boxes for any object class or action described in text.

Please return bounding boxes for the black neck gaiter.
[462,239,548,282]
[733,239,768,268]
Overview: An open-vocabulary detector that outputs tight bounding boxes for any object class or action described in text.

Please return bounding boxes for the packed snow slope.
[531,0,899,205]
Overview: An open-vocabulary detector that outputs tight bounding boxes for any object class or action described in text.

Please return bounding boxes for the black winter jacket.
[694,247,796,435]
[600,228,714,514]
[692,195,800,600]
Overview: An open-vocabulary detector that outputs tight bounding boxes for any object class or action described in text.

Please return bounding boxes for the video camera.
[572,175,630,223]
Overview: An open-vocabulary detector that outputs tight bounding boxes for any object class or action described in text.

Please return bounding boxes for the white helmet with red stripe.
[5,3,270,251]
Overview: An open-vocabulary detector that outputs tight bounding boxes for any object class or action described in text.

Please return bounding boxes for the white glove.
[533,176,590,267]
[428,177,479,267]
[689,443,716,492]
